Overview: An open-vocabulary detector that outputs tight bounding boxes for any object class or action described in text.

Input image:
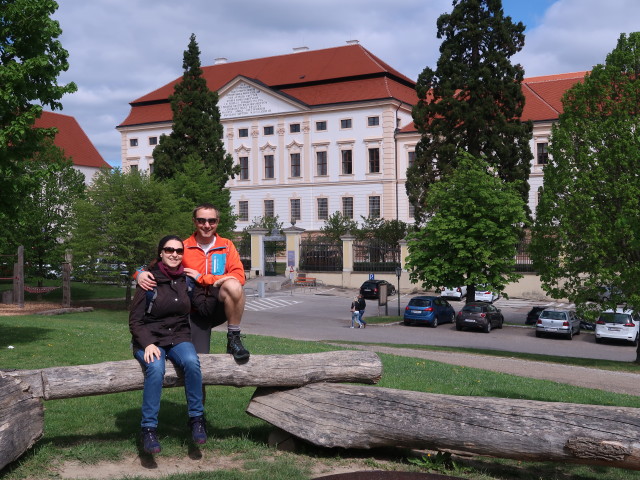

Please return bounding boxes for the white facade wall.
[119,78,549,229]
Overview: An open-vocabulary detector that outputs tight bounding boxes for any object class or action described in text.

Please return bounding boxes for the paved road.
[239,280,640,396]
[241,280,639,363]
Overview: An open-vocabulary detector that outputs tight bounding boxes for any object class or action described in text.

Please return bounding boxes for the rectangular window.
[367,116,380,127]
[341,150,353,174]
[149,162,154,175]
[408,151,415,169]
[290,123,300,133]
[537,142,549,164]
[316,151,327,176]
[340,118,352,129]
[264,126,274,135]
[129,164,138,172]
[368,147,380,173]
[316,121,327,131]
[239,128,249,138]
[238,201,249,221]
[239,156,249,180]
[317,198,328,220]
[369,196,381,218]
[149,136,158,145]
[264,200,274,218]
[290,199,301,221]
[408,202,415,219]
[129,138,138,147]
[342,197,354,219]
[290,153,301,177]
[264,155,274,179]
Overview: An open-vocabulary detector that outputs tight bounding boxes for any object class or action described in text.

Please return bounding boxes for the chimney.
[293,46,309,53]
[214,57,228,65]
[346,40,359,45]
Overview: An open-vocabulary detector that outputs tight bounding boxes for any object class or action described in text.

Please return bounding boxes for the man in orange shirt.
[137,203,249,361]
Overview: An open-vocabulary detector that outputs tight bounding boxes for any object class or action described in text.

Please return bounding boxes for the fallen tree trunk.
[0,373,44,471]
[3,351,382,400]
[247,383,640,471]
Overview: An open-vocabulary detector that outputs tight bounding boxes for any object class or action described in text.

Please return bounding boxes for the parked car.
[535,309,581,339]
[440,286,467,300]
[455,302,503,333]
[525,306,546,325]
[359,280,396,299]
[580,319,596,331]
[403,296,455,327]
[595,308,640,345]
[474,285,500,303]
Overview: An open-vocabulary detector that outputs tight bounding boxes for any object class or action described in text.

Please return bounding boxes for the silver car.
[535,309,581,340]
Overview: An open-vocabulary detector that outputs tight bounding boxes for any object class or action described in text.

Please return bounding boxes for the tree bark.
[247,383,640,471]
[0,373,44,471]
[3,351,382,400]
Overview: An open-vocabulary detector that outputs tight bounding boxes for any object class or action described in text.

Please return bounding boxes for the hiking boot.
[227,332,250,361]
[141,427,161,454]
[188,415,207,445]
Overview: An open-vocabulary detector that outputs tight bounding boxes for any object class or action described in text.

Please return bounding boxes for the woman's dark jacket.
[129,265,193,351]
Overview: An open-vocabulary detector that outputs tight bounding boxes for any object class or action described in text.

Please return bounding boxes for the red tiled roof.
[397,71,588,133]
[119,44,417,127]
[34,111,110,168]
[522,72,587,119]
[120,43,587,132]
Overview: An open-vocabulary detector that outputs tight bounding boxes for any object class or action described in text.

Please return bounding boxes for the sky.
[50,0,640,168]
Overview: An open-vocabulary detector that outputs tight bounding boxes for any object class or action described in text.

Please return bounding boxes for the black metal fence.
[236,236,252,271]
[514,237,535,272]
[353,238,400,272]
[299,237,343,272]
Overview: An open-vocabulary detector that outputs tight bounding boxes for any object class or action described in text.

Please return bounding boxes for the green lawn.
[1,309,639,480]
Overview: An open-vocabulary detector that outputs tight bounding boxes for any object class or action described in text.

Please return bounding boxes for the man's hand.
[137,271,157,291]
[213,276,235,287]
[143,344,161,363]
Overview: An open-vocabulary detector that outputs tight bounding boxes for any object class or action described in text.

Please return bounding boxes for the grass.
[1,310,640,479]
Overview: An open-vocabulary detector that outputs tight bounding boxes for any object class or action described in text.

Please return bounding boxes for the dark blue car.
[403,296,455,327]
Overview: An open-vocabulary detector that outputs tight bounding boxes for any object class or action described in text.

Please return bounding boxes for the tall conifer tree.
[153,34,237,187]
[406,0,532,223]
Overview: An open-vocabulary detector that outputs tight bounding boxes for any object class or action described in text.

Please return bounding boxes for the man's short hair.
[192,203,219,218]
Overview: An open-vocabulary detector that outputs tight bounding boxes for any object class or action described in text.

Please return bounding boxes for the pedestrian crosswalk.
[244,296,302,312]
[494,297,575,309]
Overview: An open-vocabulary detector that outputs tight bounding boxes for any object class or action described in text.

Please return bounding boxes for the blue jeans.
[358,310,366,324]
[351,311,363,327]
[134,341,204,428]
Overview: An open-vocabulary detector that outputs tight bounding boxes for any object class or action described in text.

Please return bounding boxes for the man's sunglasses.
[195,217,219,225]
[162,247,184,255]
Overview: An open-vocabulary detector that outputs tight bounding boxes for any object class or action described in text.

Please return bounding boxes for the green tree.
[531,32,640,318]
[2,141,85,284]
[0,0,76,217]
[72,169,183,304]
[166,154,235,237]
[152,33,237,187]
[359,217,409,244]
[407,0,532,223]
[406,153,526,301]
[320,212,358,243]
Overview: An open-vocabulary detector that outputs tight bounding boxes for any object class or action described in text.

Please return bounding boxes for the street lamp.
[395,266,402,316]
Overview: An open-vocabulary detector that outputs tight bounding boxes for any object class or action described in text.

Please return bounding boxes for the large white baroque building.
[117,43,586,231]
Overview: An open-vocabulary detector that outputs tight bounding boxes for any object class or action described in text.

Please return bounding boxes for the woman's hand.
[184,267,199,279]
[144,344,161,363]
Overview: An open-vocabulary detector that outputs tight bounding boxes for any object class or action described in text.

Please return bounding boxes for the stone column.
[248,228,268,277]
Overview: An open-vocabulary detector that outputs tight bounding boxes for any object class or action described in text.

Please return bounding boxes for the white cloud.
[49,0,638,167]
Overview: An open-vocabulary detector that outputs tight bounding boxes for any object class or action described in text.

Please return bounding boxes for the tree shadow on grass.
[0,324,54,347]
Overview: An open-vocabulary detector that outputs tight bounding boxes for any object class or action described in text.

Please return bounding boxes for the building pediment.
[218,76,308,120]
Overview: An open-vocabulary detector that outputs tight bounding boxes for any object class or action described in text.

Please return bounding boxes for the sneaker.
[188,416,207,445]
[350,326,355,328]
[141,427,161,454]
[227,332,250,361]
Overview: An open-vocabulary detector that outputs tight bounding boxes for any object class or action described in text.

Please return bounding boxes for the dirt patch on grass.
[56,453,382,479]
[0,302,62,316]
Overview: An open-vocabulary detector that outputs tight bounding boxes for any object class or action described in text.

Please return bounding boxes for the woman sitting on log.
[129,235,206,454]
